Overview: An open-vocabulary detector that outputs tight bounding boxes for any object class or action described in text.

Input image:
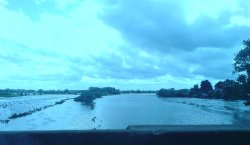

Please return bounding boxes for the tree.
[233,39,250,97]
[38,89,44,95]
[234,39,250,80]
[225,80,245,99]
[189,84,200,97]
[214,81,225,90]
[64,89,69,94]
[200,80,213,94]
[237,74,247,85]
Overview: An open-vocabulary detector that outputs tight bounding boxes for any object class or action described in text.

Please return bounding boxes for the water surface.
[0,94,250,130]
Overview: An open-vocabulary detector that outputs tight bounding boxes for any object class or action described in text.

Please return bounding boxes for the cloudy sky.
[0,0,249,90]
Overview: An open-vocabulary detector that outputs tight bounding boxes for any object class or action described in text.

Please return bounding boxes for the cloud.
[99,0,250,52]
[0,0,248,90]
[180,47,238,80]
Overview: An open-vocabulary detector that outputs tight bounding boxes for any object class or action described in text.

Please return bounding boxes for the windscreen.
[0,0,250,131]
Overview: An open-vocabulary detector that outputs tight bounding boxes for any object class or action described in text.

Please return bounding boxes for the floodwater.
[0,94,250,131]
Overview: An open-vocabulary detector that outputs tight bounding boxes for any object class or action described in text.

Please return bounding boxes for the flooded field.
[0,94,250,130]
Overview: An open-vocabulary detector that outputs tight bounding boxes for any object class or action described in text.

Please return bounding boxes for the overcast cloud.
[0,0,249,90]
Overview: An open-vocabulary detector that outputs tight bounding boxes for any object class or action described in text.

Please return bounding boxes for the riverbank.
[0,95,77,124]
[158,94,250,106]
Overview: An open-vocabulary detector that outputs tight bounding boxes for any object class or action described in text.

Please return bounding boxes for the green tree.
[222,80,245,99]
[214,81,225,90]
[233,39,250,97]
[233,39,250,78]
[237,74,247,84]
[38,89,44,95]
[189,84,200,97]
[200,80,213,94]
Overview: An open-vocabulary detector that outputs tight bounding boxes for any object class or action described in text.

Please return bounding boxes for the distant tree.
[157,88,174,97]
[74,87,120,106]
[64,89,69,94]
[214,81,225,90]
[233,39,250,97]
[233,39,250,79]
[157,88,167,97]
[38,89,44,95]
[216,80,245,99]
[176,89,189,97]
[193,84,199,92]
[200,80,213,94]
[189,84,200,97]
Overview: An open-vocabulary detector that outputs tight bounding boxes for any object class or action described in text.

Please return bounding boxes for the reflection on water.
[80,102,95,110]
[233,111,250,125]
[0,94,250,130]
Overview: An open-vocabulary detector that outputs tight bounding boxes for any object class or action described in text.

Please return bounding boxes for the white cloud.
[0,0,248,90]
[230,15,250,27]
[0,0,7,6]
[53,0,80,9]
[0,0,127,89]
[184,0,239,23]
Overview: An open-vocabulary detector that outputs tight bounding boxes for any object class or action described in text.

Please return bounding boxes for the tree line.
[157,39,250,102]
[0,89,84,97]
[74,87,121,105]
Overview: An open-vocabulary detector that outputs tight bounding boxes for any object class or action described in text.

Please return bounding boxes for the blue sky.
[0,0,249,90]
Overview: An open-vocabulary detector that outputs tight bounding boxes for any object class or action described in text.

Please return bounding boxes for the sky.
[0,0,250,90]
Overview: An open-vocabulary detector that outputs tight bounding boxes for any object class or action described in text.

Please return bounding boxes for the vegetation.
[157,88,189,97]
[0,89,83,97]
[121,90,157,94]
[157,39,250,104]
[74,87,120,106]
[0,89,19,97]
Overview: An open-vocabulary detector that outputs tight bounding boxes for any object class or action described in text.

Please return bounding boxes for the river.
[0,94,250,130]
